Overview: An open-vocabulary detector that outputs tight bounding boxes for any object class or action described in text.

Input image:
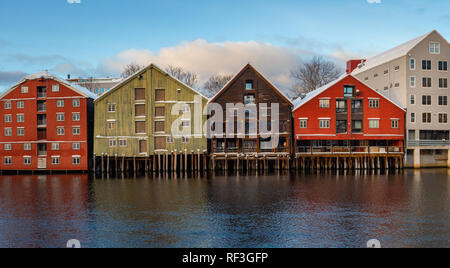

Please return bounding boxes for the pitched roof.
[208,63,293,106]
[352,31,436,75]
[0,71,97,99]
[293,74,405,112]
[95,63,209,103]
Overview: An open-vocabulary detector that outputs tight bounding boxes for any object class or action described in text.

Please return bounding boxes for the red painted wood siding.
[0,78,90,171]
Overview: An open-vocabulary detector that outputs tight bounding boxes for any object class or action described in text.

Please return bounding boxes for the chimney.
[346,59,366,74]
[67,74,71,80]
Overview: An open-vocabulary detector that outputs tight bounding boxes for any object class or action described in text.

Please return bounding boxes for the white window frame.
[319,99,330,108]
[108,103,116,113]
[52,84,59,92]
[109,139,117,147]
[4,127,12,136]
[119,139,127,147]
[410,58,415,70]
[72,99,80,107]
[72,127,81,135]
[17,127,25,136]
[72,156,81,165]
[57,127,65,136]
[21,86,29,94]
[439,78,448,89]
[4,101,11,110]
[72,143,81,150]
[4,144,12,151]
[391,119,399,129]
[410,112,416,124]
[56,113,65,122]
[369,119,380,129]
[23,156,32,165]
[438,113,448,124]
[107,120,116,130]
[72,112,81,122]
[319,119,330,129]
[56,100,65,108]
[430,42,440,54]
[438,96,448,106]
[52,143,60,151]
[369,99,380,108]
[17,101,24,109]
[299,119,308,129]
[410,76,416,88]
[52,156,60,165]
[17,114,25,123]
[181,137,190,143]
[4,114,12,123]
[410,94,415,105]
[422,112,432,124]
[167,136,174,143]
[438,60,448,72]
[24,143,31,151]
[4,156,12,165]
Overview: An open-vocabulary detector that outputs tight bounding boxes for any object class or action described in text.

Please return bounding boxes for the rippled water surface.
[0,169,448,248]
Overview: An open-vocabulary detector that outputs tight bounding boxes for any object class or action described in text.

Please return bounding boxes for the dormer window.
[343,85,354,98]
[245,81,254,90]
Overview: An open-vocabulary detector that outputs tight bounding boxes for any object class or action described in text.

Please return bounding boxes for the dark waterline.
[0,169,448,248]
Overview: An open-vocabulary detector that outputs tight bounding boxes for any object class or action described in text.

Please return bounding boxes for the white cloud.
[99,39,303,92]
[367,0,382,4]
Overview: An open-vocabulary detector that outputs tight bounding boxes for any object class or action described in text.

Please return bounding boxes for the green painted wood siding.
[94,65,208,157]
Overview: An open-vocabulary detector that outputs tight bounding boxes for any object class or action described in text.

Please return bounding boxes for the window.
[319,99,330,108]
[319,119,330,129]
[245,81,254,90]
[52,84,59,92]
[24,157,32,165]
[155,107,165,117]
[72,127,81,135]
[422,95,432,105]
[422,60,432,70]
[135,121,146,134]
[17,101,24,109]
[369,119,380,129]
[57,100,64,107]
[351,100,363,113]
[439,113,448,124]
[410,77,416,88]
[72,99,80,107]
[72,113,80,121]
[177,89,181,94]
[384,70,389,75]
[119,139,127,147]
[108,104,116,112]
[72,156,81,165]
[422,77,432,88]
[374,73,378,78]
[369,99,379,108]
[155,89,165,102]
[4,128,12,136]
[52,157,60,165]
[343,85,354,98]
[17,127,25,136]
[438,61,448,71]
[299,119,307,128]
[72,143,81,150]
[17,114,24,123]
[411,113,416,123]
[391,119,399,129]
[139,140,148,153]
[135,88,145,101]
[181,120,190,128]
[244,94,255,105]
[109,139,117,147]
[422,113,432,123]
[4,144,11,151]
[155,121,165,132]
[4,114,12,123]
[21,86,28,93]
[182,137,190,143]
[135,104,146,117]
[438,96,448,106]
[410,95,415,105]
[107,121,116,130]
[394,66,400,71]
[167,136,174,143]
[336,120,347,133]
[4,101,11,109]
[430,42,440,54]
[57,127,65,136]
[336,100,347,113]
[4,157,12,165]
[410,59,415,70]
[52,143,60,150]
[439,78,448,88]
[24,143,31,151]
[57,113,65,121]
[352,120,363,133]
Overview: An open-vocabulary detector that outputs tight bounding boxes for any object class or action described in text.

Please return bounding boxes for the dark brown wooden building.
[208,64,293,171]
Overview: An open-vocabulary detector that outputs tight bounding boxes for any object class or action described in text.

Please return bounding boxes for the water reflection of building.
[0,175,90,248]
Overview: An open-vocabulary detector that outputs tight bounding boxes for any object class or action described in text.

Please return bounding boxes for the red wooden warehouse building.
[293,74,406,170]
[0,71,95,172]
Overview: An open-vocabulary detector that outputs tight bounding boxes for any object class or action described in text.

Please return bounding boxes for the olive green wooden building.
[93,64,209,173]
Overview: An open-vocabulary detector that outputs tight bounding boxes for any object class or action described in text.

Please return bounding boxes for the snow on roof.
[1,71,97,99]
[352,31,433,75]
[293,73,347,110]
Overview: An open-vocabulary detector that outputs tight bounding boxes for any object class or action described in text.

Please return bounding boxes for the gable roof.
[352,30,442,75]
[293,74,405,112]
[208,64,293,107]
[95,63,209,103]
[0,71,97,100]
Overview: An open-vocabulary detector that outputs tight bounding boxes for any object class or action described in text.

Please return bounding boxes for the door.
[38,158,47,169]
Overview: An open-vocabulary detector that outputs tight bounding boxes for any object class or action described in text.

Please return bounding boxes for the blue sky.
[0,0,449,92]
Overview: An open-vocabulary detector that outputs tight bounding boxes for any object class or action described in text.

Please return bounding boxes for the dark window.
[343,86,354,98]
[351,100,363,113]
[422,95,432,105]
[139,140,147,153]
[422,113,432,123]
[438,96,448,106]
[336,100,347,113]
[244,94,256,105]
[336,120,347,134]
[422,77,432,88]
[420,130,449,140]
[438,61,447,71]
[422,60,432,70]
[439,78,448,88]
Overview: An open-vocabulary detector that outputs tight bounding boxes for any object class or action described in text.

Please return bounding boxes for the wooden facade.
[93,64,209,175]
[0,72,95,172]
[208,64,294,172]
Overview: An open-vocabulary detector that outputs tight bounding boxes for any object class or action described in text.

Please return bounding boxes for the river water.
[0,169,448,248]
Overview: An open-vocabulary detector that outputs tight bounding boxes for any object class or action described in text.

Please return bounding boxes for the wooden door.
[139,140,147,153]
[38,158,46,169]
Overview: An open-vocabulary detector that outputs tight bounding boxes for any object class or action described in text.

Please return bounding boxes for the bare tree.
[165,65,198,88]
[291,56,342,96]
[203,74,233,96]
[121,63,144,78]
[81,77,97,93]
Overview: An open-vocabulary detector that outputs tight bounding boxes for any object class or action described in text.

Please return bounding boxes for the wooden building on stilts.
[208,64,294,173]
[93,64,209,176]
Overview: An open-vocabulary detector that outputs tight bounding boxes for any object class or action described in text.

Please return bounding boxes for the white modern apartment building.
[67,76,122,96]
[351,30,449,168]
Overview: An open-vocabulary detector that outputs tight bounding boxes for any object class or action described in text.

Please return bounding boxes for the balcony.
[408,140,450,147]
[37,101,47,112]
[297,146,403,155]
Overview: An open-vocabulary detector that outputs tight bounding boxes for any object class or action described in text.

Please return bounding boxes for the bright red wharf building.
[0,72,95,171]
[293,74,406,154]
